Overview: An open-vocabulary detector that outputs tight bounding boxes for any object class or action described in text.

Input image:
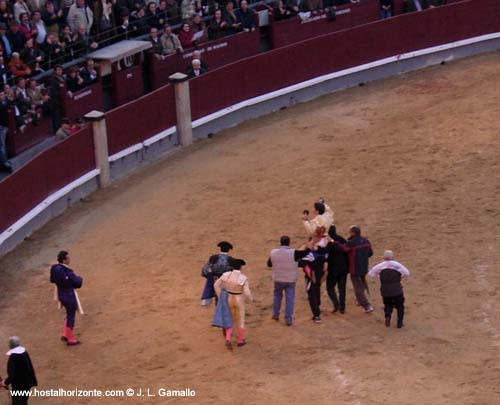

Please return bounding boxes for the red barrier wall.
[148,30,261,89]
[105,84,176,155]
[191,0,500,120]
[270,0,380,48]
[7,111,52,156]
[0,126,95,232]
[112,63,145,106]
[63,82,105,120]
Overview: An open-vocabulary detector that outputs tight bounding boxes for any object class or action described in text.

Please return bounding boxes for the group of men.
[202,197,411,350]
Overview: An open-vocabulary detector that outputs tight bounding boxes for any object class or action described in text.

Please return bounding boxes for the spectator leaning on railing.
[0,88,11,173]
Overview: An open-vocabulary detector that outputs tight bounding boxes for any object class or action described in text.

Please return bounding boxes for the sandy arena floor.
[0,52,499,405]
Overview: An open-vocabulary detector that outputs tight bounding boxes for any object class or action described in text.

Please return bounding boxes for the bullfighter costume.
[201,241,235,306]
[50,251,83,345]
[214,259,253,350]
[302,199,334,236]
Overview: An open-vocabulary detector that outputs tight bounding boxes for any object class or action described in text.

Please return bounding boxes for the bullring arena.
[0,48,499,404]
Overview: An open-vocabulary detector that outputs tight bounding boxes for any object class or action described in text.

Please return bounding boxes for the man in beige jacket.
[214,259,253,350]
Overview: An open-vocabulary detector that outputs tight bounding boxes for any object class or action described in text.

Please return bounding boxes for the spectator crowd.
[0,0,448,173]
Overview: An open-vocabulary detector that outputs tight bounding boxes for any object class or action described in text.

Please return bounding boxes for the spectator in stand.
[61,0,73,21]
[46,64,64,132]
[20,37,44,74]
[209,9,227,40]
[224,2,241,35]
[131,0,146,14]
[0,23,11,60]
[42,32,63,68]
[65,66,84,93]
[116,10,132,40]
[80,58,98,85]
[113,0,128,24]
[13,0,30,23]
[148,26,164,59]
[236,1,255,32]
[0,1,14,26]
[0,55,10,85]
[42,1,64,35]
[13,76,35,118]
[160,23,182,54]
[187,58,206,78]
[405,0,428,12]
[179,22,193,49]
[58,25,75,62]
[0,89,11,173]
[193,0,207,17]
[274,1,292,21]
[18,12,36,41]
[130,6,148,35]
[32,10,47,44]
[55,116,71,140]
[26,78,49,115]
[27,0,45,12]
[165,0,181,26]
[7,21,27,54]
[94,0,115,43]
[191,14,207,43]
[145,2,161,29]
[8,52,31,77]
[190,49,207,71]
[380,0,392,18]
[181,0,195,20]
[73,24,98,57]
[67,0,94,34]
[156,0,168,27]
[70,117,84,134]
[303,0,324,14]
[285,0,300,15]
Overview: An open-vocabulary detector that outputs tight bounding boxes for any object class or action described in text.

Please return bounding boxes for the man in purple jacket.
[50,251,83,346]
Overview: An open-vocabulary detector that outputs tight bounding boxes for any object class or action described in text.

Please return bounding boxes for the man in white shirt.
[368,250,410,328]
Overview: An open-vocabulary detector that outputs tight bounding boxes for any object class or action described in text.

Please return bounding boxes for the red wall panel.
[0,127,95,233]
[105,84,176,155]
[191,0,500,120]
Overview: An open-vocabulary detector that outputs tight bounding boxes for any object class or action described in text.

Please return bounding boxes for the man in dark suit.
[6,22,26,54]
[324,225,349,314]
[3,336,37,405]
[186,59,207,78]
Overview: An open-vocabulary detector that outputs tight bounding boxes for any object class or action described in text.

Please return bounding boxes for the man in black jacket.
[4,336,37,405]
[335,225,374,313]
[324,225,349,314]
[368,250,410,328]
